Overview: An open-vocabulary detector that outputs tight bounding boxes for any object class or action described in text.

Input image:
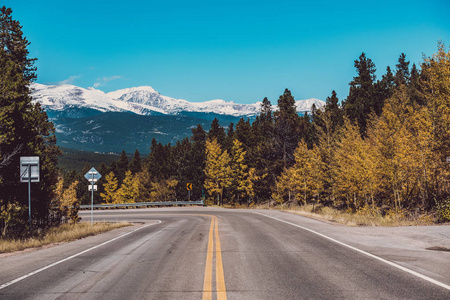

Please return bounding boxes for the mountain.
[31,83,325,154]
[31,83,325,116]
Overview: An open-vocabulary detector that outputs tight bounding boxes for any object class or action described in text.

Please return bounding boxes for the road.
[1,207,449,299]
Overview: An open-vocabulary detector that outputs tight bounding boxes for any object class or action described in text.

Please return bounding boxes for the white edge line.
[0,221,161,290]
[254,212,450,291]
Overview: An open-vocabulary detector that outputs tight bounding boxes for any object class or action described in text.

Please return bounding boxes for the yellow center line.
[203,216,214,300]
[203,215,227,300]
[215,216,227,300]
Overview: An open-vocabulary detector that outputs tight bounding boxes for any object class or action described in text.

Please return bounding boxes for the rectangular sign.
[20,156,40,183]
[88,185,98,191]
[447,157,450,164]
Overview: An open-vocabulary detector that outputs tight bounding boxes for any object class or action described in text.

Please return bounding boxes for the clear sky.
[4,0,450,104]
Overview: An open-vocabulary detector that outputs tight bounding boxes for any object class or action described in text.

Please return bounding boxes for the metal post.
[28,164,31,230]
[91,173,94,226]
[188,189,190,201]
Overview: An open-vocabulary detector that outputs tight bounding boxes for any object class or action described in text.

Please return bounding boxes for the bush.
[436,198,450,223]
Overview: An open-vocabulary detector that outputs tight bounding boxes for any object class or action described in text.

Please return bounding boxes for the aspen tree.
[204,138,231,205]
[100,172,118,204]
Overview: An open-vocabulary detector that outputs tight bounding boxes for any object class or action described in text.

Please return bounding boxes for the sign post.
[20,156,40,230]
[187,183,192,201]
[84,167,101,226]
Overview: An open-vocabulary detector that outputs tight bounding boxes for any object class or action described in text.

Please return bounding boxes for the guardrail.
[79,200,205,210]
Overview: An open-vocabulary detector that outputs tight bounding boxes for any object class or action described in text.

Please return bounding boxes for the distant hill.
[58,147,121,172]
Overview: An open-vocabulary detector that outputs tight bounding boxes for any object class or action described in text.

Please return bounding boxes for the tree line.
[67,43,450,225]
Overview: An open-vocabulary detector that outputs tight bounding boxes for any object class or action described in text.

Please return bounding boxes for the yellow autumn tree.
[149,178,178,202]
[229,139,257,205]
[421,42,450,207]
[274,140,321,205]
[54,177,80,223]
[204,138,231,205]
[100,172,118,204]
[334,118,376,210]
[116,170,139,203]
[135,169,152,202]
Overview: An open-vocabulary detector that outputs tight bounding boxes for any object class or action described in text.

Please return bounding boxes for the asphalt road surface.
[1,207,449,299]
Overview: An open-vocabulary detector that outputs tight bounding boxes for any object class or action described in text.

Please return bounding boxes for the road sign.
[187,183,193,190]
[20,156,40,183]
[20,156,40,230]
[447,157,450,164]
[84,167,101,182]
[84,167,101,226]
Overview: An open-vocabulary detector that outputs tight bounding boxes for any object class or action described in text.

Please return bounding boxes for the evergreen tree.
[129,149,142,174]
[373,66,395,116]
[190,124,206,199]
[207,118,226,147]
[273,89,301,171]
[0,6,60,229]
[172,138,192,199]
[116,150,129,184]
[223,122,234,153]
[394,53,410,87]
[343,53,377,136]
[234,118,253,151]
[408,63,425,106]
[325,90,344,131]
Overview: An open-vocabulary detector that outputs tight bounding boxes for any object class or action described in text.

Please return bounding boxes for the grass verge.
[253,203,437,226]
[0,222,131,254]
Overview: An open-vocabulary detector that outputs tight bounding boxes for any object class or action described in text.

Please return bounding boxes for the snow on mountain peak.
[31,83,325,116]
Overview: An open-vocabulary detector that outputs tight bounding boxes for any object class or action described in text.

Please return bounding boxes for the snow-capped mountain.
[31,83,325,154]
[31,83,324,117]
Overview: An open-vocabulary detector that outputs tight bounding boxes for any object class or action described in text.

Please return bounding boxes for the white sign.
[447,157,450,164]
[88,185,98,191]
[20,156,40,183]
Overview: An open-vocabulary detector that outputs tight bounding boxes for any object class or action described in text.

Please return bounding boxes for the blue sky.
[4,0,450,104]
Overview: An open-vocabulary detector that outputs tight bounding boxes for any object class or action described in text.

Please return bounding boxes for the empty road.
[1,207,449,299]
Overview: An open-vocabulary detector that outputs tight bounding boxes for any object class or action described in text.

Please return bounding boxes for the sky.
[4,0,450,104]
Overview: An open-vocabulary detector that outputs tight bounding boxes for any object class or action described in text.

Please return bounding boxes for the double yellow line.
[203,215,227,300]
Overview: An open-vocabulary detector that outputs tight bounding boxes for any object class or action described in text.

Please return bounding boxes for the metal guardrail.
[79,200,205,209]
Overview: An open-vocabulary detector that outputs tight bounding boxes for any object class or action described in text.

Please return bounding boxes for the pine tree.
[190,124,206,199]
[116,150,129,184]
[273,89,301,171]
[343,53,377,136]
[408,63,426,106]
[394,53,410,87]
[207,118,226,147]
[373,66,395,116]
[0,6,60,229]
[129,149,142,174]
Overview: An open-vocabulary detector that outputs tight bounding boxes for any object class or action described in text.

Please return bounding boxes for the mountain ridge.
[31,83,325,117]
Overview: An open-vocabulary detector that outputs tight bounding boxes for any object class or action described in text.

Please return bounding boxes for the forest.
[63,43,450,225]
[1,6,450,238]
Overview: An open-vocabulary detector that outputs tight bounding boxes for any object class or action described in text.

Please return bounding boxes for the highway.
[1,207,449,299]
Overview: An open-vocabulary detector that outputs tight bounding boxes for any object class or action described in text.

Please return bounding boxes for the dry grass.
[254,203,436,227]
[0,222,131,254]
